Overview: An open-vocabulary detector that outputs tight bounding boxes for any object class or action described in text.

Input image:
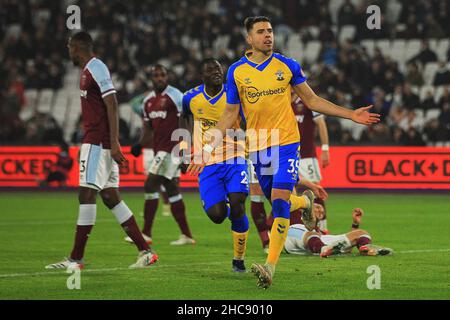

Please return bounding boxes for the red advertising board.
[1,146,449,189]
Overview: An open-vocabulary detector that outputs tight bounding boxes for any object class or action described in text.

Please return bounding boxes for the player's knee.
[78,187,97,204]
[100,190,121,209]
[144,174,160,193]
[230,201,245,219]
[357,229,369,236]
[206,203,228,224]
[160,178,179,197]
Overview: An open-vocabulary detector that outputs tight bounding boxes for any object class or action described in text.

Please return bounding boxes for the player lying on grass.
[284,205,393,257]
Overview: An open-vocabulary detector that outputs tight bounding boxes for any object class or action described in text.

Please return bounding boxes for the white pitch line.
[395,249,450,254]
[0,216,206,226]
[0,249,449,279]
[0,261,225,279]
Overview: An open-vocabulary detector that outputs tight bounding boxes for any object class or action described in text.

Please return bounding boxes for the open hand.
[351,105,380,125]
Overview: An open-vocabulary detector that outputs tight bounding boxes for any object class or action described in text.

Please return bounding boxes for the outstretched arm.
[293,82,380,125]
[351,208,364,230]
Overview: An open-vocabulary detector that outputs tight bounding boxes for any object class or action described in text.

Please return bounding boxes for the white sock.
[111,201,133,224]
[144,192,159,200]
[77,204,97,225]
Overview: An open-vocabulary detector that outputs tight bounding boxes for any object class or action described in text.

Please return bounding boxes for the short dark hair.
[199,57,220,72]
[70,31,94,49]
[244,16,271,32]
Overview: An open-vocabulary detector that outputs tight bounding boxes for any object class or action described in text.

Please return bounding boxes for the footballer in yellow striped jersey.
[204,16,380,289]
[182,58,250,273]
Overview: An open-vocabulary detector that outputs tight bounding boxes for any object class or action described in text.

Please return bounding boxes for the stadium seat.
[423,62,439,85]
[306,26,320,39]
[436,39,449,62]
[361,39,375,56]
[52,89,69,126]
[434,86,446,103]
[405,39,421,61]
[375,39,391,57]
[419,85,435,101]
[391,39,406,64]
[287,33,302,60]
[429,39,438,52]
[304,41,321,64]
[24,89,39,110]
[328,0,343,24]
[64,66,80,87]
[37,89,54,114]
[339,118,366,141]
[425,108,441,121]
[413,109,425,123]
[339,25,356,45]
[213,35,230,54]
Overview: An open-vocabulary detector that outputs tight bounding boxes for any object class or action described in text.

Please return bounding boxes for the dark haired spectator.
[421,91,437,111]
[408,40,438,66]
[402,84,420,110]
[433,62,450,86]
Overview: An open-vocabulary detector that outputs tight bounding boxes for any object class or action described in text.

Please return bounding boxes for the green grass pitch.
[0,191,449,300]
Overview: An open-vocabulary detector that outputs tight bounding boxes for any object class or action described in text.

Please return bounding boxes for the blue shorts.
[249,142,300,200]
[199,158,249,211]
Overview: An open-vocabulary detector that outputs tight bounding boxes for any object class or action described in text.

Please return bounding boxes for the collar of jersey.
[83,56,97,71]
[201,84,225,105]
[243,53,274,71]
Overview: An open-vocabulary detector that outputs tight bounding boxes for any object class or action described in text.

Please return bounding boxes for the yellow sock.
[289,194,309,212]
[266,217,290,266]
[232,231,249,260]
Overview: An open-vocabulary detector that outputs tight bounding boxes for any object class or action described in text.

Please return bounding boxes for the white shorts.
[247,159,259,184]
[148,150,181,180]
[284,224,309,254]
[79,144,119,191]
[284,224,351,255]
[298,157,322,183]
[143,148,155,174]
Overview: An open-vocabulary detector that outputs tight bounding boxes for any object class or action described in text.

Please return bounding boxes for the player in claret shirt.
[128,65,195,246]
[292,92,331,234]
[46,31,157,270]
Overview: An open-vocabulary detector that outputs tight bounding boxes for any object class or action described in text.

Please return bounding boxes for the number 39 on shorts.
[287,158,299,174]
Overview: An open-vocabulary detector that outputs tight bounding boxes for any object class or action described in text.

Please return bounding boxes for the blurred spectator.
[402,83,421,110]
[405,62,424,87]
[421,90,438,110]
[437,87,450,111]
[433,62,450,86]
[408,40,438,66]
[37,143,74,187]
[1,0,449,147]
[338,0,357,27]
[403,128,426,146]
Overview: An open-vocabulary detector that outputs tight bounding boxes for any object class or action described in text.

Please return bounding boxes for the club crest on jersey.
[197,108,203,115]
[80,90,87,98]
[244,78,252,85]
[275,70,285,81]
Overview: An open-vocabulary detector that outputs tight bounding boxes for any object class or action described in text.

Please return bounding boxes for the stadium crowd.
[0,0,449,145]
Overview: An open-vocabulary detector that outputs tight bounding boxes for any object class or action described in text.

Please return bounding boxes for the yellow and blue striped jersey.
[182,84,245,164]
[226,52,307,152]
